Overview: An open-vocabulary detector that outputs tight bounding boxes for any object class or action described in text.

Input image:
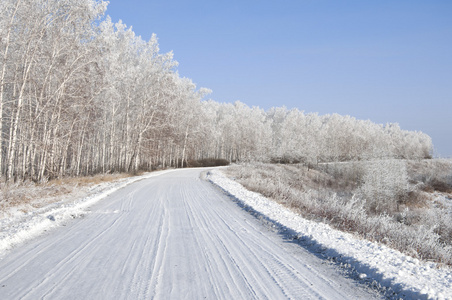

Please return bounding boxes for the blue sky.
[106,0,452,157]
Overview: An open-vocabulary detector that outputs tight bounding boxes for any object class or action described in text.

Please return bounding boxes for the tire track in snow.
[181,184,225,298]
[183,180,262,299]
[201,189,324,299]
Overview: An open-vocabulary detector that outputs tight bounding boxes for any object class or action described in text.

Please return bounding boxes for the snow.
[0,168,380,299]
[0,169,176,257]
[0,167,450,299]
[207,168,452,300]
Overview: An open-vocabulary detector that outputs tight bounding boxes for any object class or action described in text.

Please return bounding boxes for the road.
[0,168,381,299]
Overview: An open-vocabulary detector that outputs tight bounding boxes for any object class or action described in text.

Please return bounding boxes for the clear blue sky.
[106,0,452,157]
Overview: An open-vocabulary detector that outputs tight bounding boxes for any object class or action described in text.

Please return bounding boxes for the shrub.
[225,161,452,266]
[408,159,452,193]
[359,159,409,214]
[186,158,230,168]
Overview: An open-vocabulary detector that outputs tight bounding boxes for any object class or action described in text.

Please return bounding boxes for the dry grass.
[50,173,132,187]
[408,159,452,193]
[0,173,133,214]
[226,161,452,266]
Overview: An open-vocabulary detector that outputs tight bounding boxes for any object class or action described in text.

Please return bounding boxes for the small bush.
[401,190,428,209]
[359,159,409,214]
[270,156,303,164]
[429,179,452,193]
[186,158,230,168]
[408,159,452,193]
[315,162,364,192]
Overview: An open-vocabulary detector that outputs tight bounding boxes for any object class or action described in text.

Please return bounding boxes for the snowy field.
[208,169,452,300]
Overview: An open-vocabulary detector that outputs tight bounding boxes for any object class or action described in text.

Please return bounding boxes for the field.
[225,159,452,266]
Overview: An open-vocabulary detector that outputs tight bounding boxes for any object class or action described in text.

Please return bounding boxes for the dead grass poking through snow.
[0,173,133,215]
[50,173,132,187]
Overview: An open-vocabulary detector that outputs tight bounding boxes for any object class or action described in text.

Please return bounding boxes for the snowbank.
[208,169,452,300]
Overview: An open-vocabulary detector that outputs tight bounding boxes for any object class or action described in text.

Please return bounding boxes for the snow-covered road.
[0,168,380,299]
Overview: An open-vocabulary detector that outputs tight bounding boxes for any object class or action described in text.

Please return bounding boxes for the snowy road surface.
[0,168,380,299]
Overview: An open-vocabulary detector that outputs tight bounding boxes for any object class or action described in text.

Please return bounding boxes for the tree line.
[0,0,432,182]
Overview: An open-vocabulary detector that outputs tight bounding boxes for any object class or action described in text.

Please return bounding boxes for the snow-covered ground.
[0,168,380,299]
[207,169,452,300]
[0,169,177,257]
[0,167,450,299]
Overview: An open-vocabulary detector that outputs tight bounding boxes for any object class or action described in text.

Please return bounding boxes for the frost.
[208,168,452,299]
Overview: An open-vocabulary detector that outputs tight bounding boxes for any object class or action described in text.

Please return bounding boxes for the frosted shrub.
[408,159,452,193]
[225,162,452,265]
[360,159,409,214]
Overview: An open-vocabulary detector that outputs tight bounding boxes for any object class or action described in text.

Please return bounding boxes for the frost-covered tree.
[360,159,409,214]
[0,0,435,182]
